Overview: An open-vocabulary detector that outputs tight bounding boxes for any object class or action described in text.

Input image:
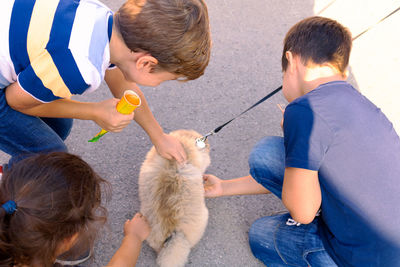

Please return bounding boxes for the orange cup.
[116,90,141,114]
[88,90,142,142]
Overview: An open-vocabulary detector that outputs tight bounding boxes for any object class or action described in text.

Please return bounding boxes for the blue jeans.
[248,136,337,267]
[0,89,72,166]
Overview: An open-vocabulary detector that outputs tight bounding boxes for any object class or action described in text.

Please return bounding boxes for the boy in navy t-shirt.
[203,16,400,266]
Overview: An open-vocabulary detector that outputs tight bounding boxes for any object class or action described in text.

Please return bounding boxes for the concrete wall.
[315,0,400,133]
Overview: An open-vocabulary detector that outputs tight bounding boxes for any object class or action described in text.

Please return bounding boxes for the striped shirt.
[0,0,113,102]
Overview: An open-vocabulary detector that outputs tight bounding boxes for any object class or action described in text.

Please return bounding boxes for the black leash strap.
[200,86,282,140]
[212,86,282,134]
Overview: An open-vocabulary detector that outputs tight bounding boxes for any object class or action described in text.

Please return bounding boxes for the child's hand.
[277,104,286,130]
[203,174,224,198]
[107,213,150,267]
[94,98,134,132]
[124,213,151,242]
[153,133,187,165]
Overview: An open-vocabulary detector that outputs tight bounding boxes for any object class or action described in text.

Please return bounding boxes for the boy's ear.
[136,55,158,73]
[285,51,296,73]
[343,69,349,79]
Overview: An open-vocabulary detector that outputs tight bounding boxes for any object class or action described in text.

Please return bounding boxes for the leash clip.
[195,131,214,148]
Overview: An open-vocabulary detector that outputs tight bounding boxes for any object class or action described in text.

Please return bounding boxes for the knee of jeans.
[8,140,68,168]
[249,217,276,257]
[249,136,282,164]
[56,142,68,152]
[42,118,73,141]
[249,152,271,174]
[57,119,73,141]
[44,139,68,153]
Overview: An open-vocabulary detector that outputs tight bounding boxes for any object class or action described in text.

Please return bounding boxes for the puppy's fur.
[138,130,210,267]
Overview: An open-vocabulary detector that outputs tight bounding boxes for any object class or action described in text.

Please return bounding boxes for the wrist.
[79,102,99,121]
[124,233,145,244]
[149,128,165,145]
[220,180,229,196]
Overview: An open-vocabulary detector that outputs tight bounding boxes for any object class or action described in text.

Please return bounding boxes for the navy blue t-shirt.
[283,81,400,266]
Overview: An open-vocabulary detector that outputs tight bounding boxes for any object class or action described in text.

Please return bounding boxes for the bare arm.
[221,175,270,196]
[105,67,164,142]
[6,81,96,119]
[107,213,150,267]
[105,68,186,163]
[5,81,133,132]
[282,167,321,224]
[204,174,270,198]
[107,235,143,267]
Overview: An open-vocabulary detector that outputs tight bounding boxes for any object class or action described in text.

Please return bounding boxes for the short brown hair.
[0,152,110,267]
[282,16,352,74]
[115,0,211,81]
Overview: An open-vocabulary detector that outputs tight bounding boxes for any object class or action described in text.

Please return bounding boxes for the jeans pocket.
[274,218,312,267]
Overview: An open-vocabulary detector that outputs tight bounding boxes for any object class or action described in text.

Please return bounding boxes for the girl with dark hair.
[0,152,150,267]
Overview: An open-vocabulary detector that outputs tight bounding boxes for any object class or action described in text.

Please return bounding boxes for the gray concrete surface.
[86,1,298,266]
[1,0,398,266]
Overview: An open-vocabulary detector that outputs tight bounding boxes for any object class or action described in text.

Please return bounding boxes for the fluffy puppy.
[138,129,210,267]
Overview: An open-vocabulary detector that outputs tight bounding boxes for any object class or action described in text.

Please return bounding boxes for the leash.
[195,86,282,147]
[195,5,400,148]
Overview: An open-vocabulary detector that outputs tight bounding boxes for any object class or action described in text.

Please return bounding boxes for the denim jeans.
[0,89,72,166]
[248,136,337,267]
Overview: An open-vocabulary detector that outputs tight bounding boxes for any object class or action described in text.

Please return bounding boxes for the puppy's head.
[169,129,210,172]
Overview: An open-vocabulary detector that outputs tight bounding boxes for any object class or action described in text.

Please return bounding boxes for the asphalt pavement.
[0,0,326,266]
[2,0,398,266]
[81,1,301,266]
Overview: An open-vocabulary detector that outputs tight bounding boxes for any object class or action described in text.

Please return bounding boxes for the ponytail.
[1,201,17,216]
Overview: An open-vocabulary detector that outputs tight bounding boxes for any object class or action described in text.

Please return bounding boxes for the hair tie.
[2,200,17,215]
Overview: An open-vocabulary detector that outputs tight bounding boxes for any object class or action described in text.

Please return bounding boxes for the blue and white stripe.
[0,0,112,102]
[0,0,18,89]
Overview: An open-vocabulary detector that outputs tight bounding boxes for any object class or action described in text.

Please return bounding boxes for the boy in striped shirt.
[0,0,211,166]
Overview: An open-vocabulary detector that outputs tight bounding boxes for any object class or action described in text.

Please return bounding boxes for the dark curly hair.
[0,152,110,267]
